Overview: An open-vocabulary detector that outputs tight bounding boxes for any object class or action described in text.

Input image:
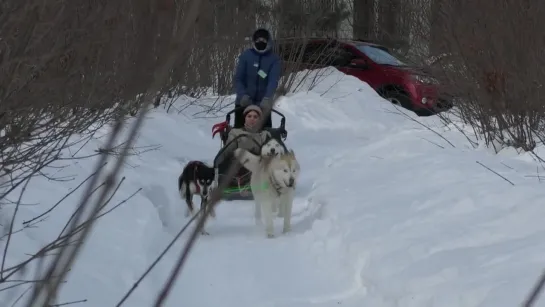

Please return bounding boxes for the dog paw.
[267,233,275,239]
[282,227,291,234]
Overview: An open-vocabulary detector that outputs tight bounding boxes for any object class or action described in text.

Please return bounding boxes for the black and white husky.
[178,160,217,234]
[260,133,287,157]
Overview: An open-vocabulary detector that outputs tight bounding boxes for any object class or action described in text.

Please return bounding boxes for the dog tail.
[178,173,184,191]
[185,182,194,212]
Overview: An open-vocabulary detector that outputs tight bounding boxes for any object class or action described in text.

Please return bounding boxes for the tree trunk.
[376,0,400,46]
[353,0,374,39]
[429,0,450,55]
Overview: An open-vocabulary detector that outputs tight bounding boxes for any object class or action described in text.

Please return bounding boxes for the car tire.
[382,90,413,111]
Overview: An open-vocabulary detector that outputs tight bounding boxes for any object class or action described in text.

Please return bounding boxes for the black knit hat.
[252,28,270,42]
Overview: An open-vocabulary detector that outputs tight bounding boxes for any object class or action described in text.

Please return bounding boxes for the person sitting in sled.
[216,105,272,167]
[233,27,282,129]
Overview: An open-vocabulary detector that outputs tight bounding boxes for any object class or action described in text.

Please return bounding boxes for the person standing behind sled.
[233,28,281,129]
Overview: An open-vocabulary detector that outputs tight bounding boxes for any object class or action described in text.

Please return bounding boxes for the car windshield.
[356,45,406,66]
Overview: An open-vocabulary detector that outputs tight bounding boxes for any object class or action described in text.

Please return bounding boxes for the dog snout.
[270,148,276,154]
[288,177,294,187]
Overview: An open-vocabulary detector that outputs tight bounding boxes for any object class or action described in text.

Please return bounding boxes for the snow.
[2,67,545,306]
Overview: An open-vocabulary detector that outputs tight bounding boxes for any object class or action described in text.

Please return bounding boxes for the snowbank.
[1,68,545,307]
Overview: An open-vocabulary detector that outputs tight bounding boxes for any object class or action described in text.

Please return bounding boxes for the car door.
[301,42,381,87]
[335,45,385,90]
[307,40,353,67]
[301,40,337,69]
[278,40,332,71]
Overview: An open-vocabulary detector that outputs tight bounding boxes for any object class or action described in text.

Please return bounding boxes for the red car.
[277,38,451,116]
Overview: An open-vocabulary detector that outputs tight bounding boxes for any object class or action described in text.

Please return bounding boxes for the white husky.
[234,147,300,238]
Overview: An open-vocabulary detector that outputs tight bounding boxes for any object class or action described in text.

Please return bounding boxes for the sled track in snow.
[142,184,171,229]
[142,179,326,240]
[198,194,326,239]
[289,196,326,235]
[277,255,368,306]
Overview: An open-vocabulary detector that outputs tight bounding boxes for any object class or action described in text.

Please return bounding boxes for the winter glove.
[240,95,251,107]
[260,97,273,114]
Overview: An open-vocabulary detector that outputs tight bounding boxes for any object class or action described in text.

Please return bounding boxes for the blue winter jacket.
[234,38,281,106]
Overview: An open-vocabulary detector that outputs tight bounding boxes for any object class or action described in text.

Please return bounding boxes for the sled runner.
[212,106,287,200]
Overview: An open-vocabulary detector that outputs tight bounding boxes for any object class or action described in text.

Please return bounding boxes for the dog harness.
[188,160,206,194]
[268,174,282,196]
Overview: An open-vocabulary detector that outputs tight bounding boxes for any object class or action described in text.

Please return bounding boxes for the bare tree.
[352,0,374,38]
[0,0,203,305]
[0,0,357,305]
[424,0,545,156]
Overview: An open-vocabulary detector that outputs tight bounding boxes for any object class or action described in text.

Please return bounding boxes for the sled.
[212,106,287,200]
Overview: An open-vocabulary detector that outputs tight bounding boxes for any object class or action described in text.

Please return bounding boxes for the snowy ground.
[3,68,545,306]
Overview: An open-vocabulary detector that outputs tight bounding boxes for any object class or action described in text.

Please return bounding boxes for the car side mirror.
[349,59,369,69]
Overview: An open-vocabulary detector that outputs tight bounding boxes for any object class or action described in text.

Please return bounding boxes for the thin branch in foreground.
[56,181,108,239]
[1,177,32,280]
[68,185,141,239]
[10,285,32,307]
[48,298,88,306]
[22,162,107,226]
[385,105,456,148]
[420,137,445,149]
[501,162,514,170]
[0,217,47,241]
[524,175,545,181]
[115,208,203,306]
[521,268,545,307]
[476,161,515,186]
[24,109,136,305]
